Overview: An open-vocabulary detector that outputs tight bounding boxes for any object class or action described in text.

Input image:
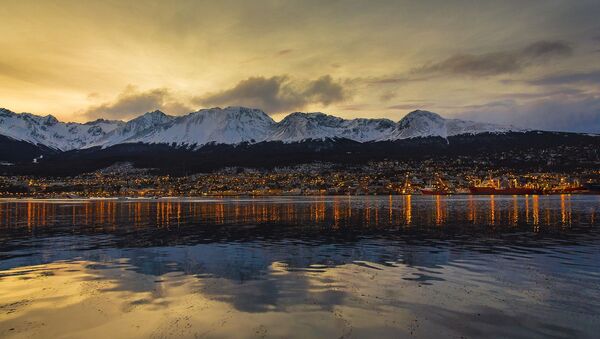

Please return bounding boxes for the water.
[0,195,598,338]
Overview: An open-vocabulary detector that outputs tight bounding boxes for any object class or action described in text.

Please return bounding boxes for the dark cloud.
[416,40,572,77]
[84,85,192,120]
[528,70,600,86]
[457,92,600,133]
[458,99,517,111]
[520,40,572,59]
[338,104,373,111]
[379,91,396,102]
[387,103,428,110]
[276,49,293,56]
[302,75,345,105]
[368,77,413,85]
[194,75,348,114]
[498,88,585,99]
[365,75,431,85]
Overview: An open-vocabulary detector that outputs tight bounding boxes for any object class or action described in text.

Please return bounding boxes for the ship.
[421,187,451,195]
[400,175,415,194]
[421,175,452,195]
[469,178,537,195]
[550,178,585,194]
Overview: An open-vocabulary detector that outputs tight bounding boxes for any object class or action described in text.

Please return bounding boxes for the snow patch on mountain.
[269,112,397,142]
[88,110,175,148]
[394,110,518,139]
[125,107,276,147]
[0,108,123,151]
[0,106,522,150]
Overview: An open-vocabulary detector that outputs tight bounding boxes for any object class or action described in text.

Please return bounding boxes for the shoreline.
[1,193,599,201]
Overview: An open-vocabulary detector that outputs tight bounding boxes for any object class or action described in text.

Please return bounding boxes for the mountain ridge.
[0,106,522,151]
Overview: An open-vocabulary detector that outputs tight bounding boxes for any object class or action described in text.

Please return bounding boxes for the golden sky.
[2,0,600,131]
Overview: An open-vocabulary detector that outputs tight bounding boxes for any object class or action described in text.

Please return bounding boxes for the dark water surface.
[0,195,599,338]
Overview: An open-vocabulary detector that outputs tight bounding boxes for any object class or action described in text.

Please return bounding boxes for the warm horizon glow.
[2,1,599,132]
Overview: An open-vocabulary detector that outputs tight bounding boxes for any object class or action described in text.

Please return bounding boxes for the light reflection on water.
[0,195,596,230]
[0,195,599,338]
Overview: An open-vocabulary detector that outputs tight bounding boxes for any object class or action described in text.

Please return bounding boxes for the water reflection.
[0,195,592,232]
[0,196,599,338]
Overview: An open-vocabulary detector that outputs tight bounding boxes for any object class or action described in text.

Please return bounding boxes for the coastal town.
[1,161,598,198]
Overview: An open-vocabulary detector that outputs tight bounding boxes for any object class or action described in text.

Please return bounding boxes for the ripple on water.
[0,196,598,338]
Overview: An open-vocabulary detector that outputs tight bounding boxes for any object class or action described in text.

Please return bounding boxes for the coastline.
[1,193,599,201]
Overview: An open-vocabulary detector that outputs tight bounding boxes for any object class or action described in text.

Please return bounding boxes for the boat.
[421,187,451,195]
[469,178,538,195]
[550,178,585,194]
[421,175,452,195]
[455,188,471,195]
[400,175,415,194]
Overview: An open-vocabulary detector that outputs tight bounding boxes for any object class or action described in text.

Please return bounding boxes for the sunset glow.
[2,1,599,131]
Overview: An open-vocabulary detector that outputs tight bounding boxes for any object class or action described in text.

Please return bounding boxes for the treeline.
[0,132,598,176]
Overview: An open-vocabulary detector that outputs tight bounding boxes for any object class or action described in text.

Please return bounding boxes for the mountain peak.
[225,106,272,119]
[288,112,327,117]
[192,106,271,118]
[0,108,16,116]
[283,112,344,123]
[85,118,123,125]
[147,109,167,116]
[128,110,172,124]
[42,114,59,125]
[122,110,171,128]
[397,109,446,134]
[403,110,444,121]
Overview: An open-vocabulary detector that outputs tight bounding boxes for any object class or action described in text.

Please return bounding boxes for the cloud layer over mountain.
[2,1,599,132]
[194,75,347,114]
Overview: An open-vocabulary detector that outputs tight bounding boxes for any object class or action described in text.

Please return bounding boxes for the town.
[1,159,598,198]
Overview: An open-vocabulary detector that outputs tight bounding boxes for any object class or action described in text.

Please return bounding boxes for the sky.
[2,0,600,132]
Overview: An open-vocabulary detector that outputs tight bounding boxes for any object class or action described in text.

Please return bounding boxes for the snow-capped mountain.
[0,106,520,151]
[393,110,517,139]
[88,110,175,148]
[132,107,276,146]
[0,108,123,151]
[269,112,398,142]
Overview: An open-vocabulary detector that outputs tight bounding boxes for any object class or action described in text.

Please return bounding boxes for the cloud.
[276,49,293,56]
[363,75,432,85]
[457,91,600,133]
[367,77,412,85]
[194,75,348,114]
[338,104,369,111]
[302,75,346,105]
[528,70,600,86]
[387,103,428,110]
[419,53,521,76]
[379,91,396,102]
[416,40,572,77]
[520,40,572,59]
[83,85,192,120]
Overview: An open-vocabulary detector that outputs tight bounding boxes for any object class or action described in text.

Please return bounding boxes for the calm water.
[0,195,599,338]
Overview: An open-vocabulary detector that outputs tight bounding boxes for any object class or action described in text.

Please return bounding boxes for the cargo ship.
[469,178,538,195]
[550,178,585,194]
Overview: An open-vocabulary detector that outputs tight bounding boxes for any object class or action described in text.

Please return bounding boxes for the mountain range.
[3,106,597,176]
[0,106,520,151]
